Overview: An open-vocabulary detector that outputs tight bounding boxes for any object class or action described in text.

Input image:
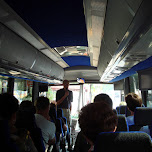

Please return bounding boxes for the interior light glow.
[9,70,21,75]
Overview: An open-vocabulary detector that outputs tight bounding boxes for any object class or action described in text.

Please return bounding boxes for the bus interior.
[0,0,152,151]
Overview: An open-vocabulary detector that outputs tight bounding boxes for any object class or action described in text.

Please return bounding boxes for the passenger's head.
[35,96,50,114]
[63,80,69,90]
[79,102,117,144]
[94,93,113,109]
[125,93,142,112]
[16,100,36,129]
[19,100,35,114]
[0,93,19,123]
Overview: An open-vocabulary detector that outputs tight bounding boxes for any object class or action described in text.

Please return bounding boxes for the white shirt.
[140,126,150,135]
[35,114,56,148]
[126,115,134,126]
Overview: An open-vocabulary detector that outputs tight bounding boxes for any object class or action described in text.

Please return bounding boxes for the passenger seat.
[134,107,152,136]
[116,105,131,117]
[94,131,152,152]
[116,115,129,132]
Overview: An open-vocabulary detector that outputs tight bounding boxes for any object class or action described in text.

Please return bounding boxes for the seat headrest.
[57,108,63,118]
[113,109,117,114]
[134,107,152,126]
[119,106,127,114]
[94,131,152,152]
[116,106,131,117]
[116,115,129,131]
[49,107,57,122]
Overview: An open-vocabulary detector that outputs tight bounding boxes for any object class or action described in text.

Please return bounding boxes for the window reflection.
[14,79,33,103]
[0,76,8,94]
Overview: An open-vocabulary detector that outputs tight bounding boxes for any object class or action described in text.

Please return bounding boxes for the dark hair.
[16,100,36,129]
[35,96,50,111]
[19,100,35,113]
[0,93,19,120]
[125,93,142,112]
[63,80,69,84]
[79,102,117,143]
[94,93,113,109]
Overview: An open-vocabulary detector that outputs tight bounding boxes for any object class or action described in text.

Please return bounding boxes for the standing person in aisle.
[56,80,73,128]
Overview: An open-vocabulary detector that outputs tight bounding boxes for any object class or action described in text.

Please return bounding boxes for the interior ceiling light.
[9,70,21,75]
[54,46,89,57]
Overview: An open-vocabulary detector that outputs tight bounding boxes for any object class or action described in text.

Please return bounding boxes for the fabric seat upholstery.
[134,107,152,126]
[116,115,129,131]
[94,131,152,152]
[129,107,152,131]
[116,106,131,117]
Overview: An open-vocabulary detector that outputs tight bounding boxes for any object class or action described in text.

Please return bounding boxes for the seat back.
[150,122,152,138]
[16,110,45,152]
[94,131,152,152]
[57,108,68,126]
[56,118,64,138]
[116,106,120,114]
[119,106,126,115]
[49,107,57,123]
[134,107,152,126]
[116,115,129,132]
[30,127,45,152]
[0,120,19,152]
[57,108,63,118]
[74,131,90,152]
[57,108,70,149]
[129,107,152,132]
[57,108,69,134]
[113,109,118,114]
[116,106,131,117]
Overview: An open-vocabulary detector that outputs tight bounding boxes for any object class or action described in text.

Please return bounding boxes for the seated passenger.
[140,125,151,136]
[34,96,56,149]
[74,93,113,152]
[125,93,142,126]
[50,103,68,131]
[79,102,117,152]
[16,100,45,152]
[94,93,113,109]
[16,100,36,130]
[0,93,37,152]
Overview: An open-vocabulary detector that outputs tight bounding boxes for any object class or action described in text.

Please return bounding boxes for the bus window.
[49,83,122,119]
[129,73,141,97]
[0,76,8,94]
[47,86,59,102]
[147,90,152,107]
[14,79,33,103]
[39,92,47,97]
[90,84,121,109]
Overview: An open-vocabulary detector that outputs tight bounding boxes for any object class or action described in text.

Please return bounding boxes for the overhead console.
[97,0,152,82]
[64,66,100,82]
[0,23,64,82]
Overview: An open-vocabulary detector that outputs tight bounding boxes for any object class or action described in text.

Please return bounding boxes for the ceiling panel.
[4,0,88,48]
